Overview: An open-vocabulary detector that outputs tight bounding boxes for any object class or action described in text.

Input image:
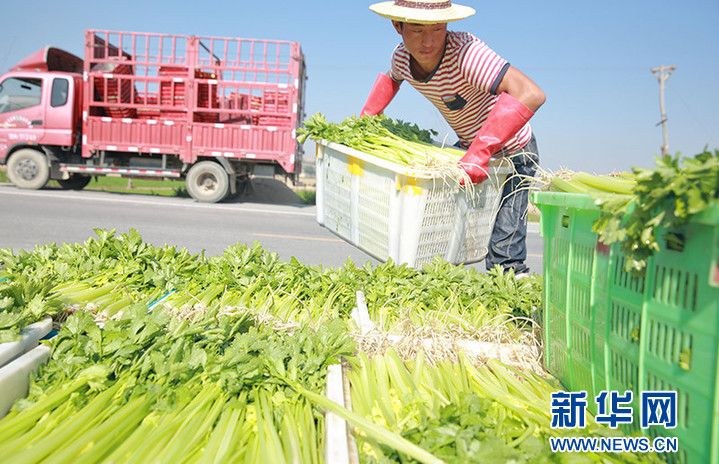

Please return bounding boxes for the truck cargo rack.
[82,29,305,176]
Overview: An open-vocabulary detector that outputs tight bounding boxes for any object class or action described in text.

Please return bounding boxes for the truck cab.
[0,47,85,189]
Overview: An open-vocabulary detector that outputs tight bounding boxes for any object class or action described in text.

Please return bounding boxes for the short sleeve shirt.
[390,31,532,151]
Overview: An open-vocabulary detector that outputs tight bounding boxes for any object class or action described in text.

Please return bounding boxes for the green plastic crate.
[638,206,719,464]
[531,193,609,410]
[532,191,719,464]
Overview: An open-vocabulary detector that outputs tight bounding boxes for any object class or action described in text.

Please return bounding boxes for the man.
[361,0,545,276]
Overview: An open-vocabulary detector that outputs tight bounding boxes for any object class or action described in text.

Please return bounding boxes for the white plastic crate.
[315,140,512,268]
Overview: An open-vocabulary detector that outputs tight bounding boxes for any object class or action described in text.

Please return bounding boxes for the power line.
[651,65,676,156]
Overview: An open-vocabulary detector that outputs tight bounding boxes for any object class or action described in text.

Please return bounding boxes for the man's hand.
[459,92,535,184]
[459,146,491,184]
[360,73,401,117]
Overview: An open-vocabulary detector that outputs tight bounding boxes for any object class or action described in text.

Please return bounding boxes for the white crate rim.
[317,140,513,179]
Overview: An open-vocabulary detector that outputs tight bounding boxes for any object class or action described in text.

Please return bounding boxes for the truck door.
[0,75,45,158]
[43,76,74,146]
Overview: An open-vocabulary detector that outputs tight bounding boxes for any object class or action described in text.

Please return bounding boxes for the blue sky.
[1,0,717,173]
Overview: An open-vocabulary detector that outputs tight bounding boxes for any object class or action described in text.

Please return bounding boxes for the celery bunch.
[1,232,543,343]
[298,113,466,169]
[0,308,353,463]
[348,351,663,463]
[547,149,719,274]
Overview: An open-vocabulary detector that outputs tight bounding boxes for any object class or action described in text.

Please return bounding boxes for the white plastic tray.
[0,344,51,418]
[324,364,352,464]
[0,318,52,368]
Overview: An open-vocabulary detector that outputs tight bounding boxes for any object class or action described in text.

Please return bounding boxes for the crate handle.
[665,231,685,252]
[561,215,570,228]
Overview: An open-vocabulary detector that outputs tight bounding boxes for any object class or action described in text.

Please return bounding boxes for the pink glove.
[460,93,534,184]
[360,73,401,117]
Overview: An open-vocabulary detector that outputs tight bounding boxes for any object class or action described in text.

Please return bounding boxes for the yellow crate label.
[348,156,364,176]
[396,176,423,196]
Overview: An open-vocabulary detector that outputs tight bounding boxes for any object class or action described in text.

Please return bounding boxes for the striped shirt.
[390,31,532,152]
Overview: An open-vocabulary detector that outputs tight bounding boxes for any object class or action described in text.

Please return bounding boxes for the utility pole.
[651,65,676,156]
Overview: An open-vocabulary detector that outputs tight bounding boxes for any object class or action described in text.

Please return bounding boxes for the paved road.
[0,182,543,272]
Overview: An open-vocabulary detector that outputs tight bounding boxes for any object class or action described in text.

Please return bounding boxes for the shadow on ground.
[224,178,311,207]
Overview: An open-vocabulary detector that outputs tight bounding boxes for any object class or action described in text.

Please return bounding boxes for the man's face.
[393,21,448,69]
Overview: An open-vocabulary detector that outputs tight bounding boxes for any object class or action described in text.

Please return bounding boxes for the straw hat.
[369,0,476,24]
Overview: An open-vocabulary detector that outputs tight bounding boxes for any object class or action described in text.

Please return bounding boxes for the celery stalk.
[291,382,443,464]
[7,382,121,463]
[573,172,635,195]
[54,395,151,464]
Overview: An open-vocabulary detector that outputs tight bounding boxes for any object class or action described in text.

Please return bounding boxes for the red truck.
[0,29,306,202]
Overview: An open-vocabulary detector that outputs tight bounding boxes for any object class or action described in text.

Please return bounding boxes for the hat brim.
[369,1,475,24]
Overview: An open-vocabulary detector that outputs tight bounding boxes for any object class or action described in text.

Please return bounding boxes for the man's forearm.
[360,73,401,116]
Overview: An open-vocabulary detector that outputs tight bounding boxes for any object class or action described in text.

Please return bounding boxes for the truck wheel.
[186,161,230,203]
[7,149,50,190]
[58,174,92,190]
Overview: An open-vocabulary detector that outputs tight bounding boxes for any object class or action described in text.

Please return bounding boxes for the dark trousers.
[486,135,539,273]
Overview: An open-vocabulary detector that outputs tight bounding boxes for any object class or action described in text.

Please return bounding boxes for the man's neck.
[410,57,437,81]
[408,37,448,82]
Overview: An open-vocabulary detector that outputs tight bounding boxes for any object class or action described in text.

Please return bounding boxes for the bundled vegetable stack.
[0,313,666,463]
[0,306,353,463]
[0,231,668,462]
[0,231,542,344]
[0,236,549,464]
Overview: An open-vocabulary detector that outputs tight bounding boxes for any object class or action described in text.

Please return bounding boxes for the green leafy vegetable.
[593,149,718,273]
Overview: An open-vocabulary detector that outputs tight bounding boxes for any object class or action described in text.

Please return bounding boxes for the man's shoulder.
[450,31,492,65]
[392,41,408,58]
[448,31,482,48]
[390,43,410,80]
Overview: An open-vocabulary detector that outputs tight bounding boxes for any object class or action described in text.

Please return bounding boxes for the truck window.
[0,77,42,114]
[51,78,69,107]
